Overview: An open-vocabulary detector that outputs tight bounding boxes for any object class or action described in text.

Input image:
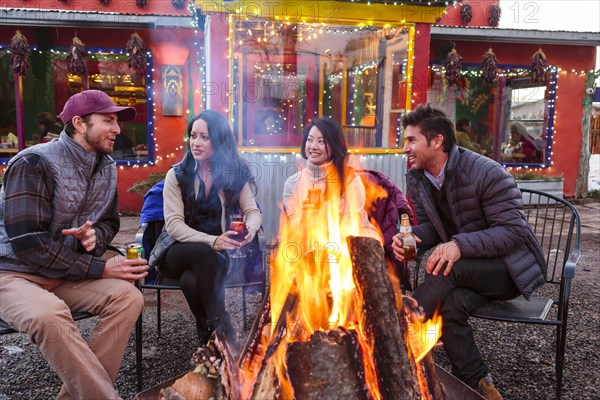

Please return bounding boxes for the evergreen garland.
[126,33,146,72]
[530,48,548,84]
[445,48,463,88]
[67,37,88,77]
[9,30,30,77]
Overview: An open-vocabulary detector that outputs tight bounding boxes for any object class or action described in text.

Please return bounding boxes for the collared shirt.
[424,161,447,190]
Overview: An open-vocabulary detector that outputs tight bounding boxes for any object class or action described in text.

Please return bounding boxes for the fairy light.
[0,45,157,167]
[406,25,416,108]
[429,63,562,170]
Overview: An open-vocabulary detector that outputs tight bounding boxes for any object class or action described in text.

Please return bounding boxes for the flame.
[271,165,382,336]
[242,163,441,398]
[406,310,443,363]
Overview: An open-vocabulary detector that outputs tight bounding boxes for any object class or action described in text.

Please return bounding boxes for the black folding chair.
[134,222,267,389]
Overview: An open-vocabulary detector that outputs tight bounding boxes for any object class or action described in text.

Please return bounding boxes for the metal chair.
[0,246,145,391]
[470,188,581,399]
[134,222,267,389]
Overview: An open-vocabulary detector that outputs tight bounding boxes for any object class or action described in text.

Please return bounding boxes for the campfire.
[159,170,445,399]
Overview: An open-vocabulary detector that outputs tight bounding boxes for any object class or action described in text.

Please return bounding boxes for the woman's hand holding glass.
[228,214,248,258]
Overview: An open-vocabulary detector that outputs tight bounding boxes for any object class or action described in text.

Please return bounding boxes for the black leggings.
[160,242,228,323]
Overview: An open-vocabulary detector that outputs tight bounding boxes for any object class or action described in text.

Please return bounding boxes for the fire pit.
[150,172,483,399]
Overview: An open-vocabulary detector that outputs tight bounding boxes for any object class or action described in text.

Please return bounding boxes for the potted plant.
[127,172,167,197]
[510,170,564,198]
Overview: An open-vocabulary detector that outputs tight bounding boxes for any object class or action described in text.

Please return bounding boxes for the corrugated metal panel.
[240,152,408,240]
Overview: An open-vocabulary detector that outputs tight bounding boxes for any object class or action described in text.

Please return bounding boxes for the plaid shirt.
[1,150,119,280]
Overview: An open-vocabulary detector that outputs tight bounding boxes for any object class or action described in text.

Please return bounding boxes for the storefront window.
[427,64,557,167]
[0,48,151,162]
[0,49,17,159]
[232,19,411,148]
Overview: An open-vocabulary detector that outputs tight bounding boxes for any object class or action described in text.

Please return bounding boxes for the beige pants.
[0,271,143,399]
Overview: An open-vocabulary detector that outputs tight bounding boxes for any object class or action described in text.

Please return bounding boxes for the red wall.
[437,0,499,27]
[429,39,597,196]
[0,0,190,16]
[0,24,199,211]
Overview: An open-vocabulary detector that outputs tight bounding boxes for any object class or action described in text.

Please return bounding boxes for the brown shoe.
[477,375,503,400]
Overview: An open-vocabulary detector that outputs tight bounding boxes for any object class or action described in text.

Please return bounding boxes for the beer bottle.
[400,214,417,262]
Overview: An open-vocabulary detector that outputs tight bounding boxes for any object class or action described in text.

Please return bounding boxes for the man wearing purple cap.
[0,90,148,399]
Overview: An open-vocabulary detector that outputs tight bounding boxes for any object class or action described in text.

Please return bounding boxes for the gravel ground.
[1,203,598,400]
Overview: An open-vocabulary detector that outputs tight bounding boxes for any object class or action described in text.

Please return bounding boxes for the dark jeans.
[160,242,228,323]
[412,256,520,388]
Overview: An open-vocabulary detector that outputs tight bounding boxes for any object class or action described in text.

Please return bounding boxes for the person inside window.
[160,110,261,344]
[509,121,539,163]
[35,111,63,143]
[455,118,481,153]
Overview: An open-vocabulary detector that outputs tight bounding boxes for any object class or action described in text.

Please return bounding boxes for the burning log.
[239,294,271,371]
[348,236,421,399]
[403,296,447,400]
[250,282,300,399]
[213,333,241,400]
[421,352,447,400]
[287,328,370,400]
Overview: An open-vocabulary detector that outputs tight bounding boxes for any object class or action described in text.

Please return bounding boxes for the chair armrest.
[107,244,125,256]
[258,229,266,251]
[563,245,581,279]
[135,223,147,245]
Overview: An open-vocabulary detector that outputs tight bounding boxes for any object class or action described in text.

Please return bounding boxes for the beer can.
[126,243,144,260]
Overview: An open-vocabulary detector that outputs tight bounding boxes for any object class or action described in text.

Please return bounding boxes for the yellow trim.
[239,147,405,154]
[228,14,238,145]
[318,62,324,116]
[341,63,348,125]
[195,1,447,25]
[405,25,415,111]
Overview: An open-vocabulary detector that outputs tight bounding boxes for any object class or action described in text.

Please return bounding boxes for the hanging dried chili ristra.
[67,37,88,77]
[461,3,473,25]
[126,33,146,72]
[481,48,498,86]
[172,0,186,9]
[530,48,548,84]
[445,48,463,88]
[9,30,31,77]
[488,4,502,27]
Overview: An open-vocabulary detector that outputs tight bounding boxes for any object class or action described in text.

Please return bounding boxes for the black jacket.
[407,145,546,299]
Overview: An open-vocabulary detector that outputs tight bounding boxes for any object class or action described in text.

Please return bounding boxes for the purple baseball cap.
[59,90,136,124]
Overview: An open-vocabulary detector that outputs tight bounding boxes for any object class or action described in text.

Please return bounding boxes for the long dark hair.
[181,110,256,208]
[301,117,351,195]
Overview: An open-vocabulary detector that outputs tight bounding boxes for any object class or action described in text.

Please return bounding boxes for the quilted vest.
[0,132,117,267]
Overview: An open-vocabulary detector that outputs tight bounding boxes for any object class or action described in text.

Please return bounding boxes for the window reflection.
[0,50,17,157]
[0,49,149,161]
[501,79,546,164]
[427,64,556,167]
[233,19,410,148]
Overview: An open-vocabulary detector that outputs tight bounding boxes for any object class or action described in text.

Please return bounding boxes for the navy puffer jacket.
[407,146,546,299]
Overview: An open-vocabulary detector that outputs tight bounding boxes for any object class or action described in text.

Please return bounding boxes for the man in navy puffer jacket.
[392,104,545,400]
